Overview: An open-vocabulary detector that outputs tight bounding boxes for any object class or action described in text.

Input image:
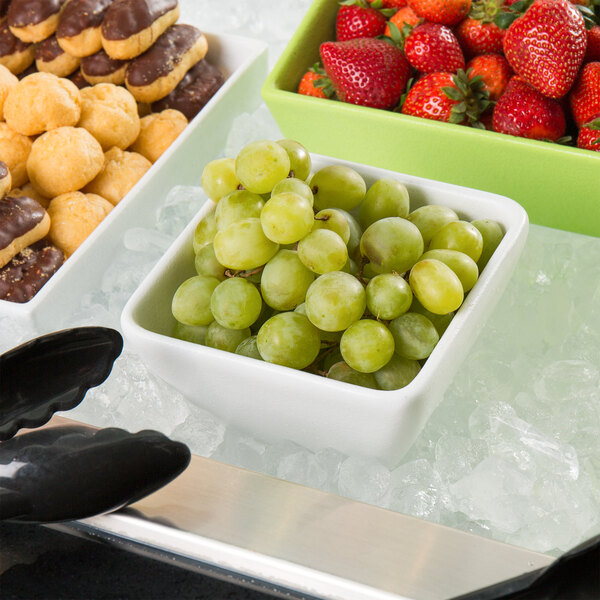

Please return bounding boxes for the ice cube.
[171,407,226,457]
[337,456,391,504]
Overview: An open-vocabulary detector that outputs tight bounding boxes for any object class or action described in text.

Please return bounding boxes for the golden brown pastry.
[0,20,35,74]
[8,0,68,43]
[78,83,140,150]
[124,24,207,103]
[0,122,32,187]
[0,63,18,119]
[80,49,127,85]
[84,146,151,205]
[0,195,50,268]
[27,126,104,197]
[56,0,115,58]
[0,160,11,197]
[129,108,187,163]
[101,0,179,60]
[35,35,81,77]
[4,72,81,136]
[47,190,113,256]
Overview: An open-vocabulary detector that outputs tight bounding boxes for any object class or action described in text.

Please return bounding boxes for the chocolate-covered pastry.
[125,24,207,103]
[81,48,127,84]
[0,196,51,268]
[101,0,179,60]
[0,239,65,302]
[36,35,81,77]
[152,59,224,121]
[0,160,11,197]
[57,0,115,57]
[0,21,35,74]
[8,0,68,43]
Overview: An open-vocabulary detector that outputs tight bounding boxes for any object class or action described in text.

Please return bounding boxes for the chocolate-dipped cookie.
[57,0,115,58]
[0,195,51,269]
[152,59,224,121]
[0,21,35,74]
[81,48,127,84]
[101,0,179,60]
[125,24,207,103]
[8,0,68,43]
[0,239,65,303]
[36,35,81,77]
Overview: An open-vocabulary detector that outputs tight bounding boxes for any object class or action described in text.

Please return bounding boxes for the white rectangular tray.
[0,31,267,331]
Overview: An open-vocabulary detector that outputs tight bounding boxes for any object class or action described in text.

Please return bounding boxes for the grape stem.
[304,344,338,374]
[224,266,264,278]
[356,256,369,285]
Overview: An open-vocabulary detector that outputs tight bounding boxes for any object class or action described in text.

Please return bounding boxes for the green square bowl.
[262,0,600,237]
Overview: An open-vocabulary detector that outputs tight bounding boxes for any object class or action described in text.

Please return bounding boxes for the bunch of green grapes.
[171,139,505,390]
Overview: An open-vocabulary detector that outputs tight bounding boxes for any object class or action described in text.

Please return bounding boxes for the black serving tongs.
[0,327,190,523]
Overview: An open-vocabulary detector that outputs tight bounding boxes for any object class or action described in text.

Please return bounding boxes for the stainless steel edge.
[42,417,554,600]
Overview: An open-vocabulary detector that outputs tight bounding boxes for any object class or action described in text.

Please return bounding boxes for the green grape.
[362,261,379,280]
[409,259,464,315]
[276,139,312,181]
[213,218,279,270]
[360,217,424,274]
[310,165,366,211]
[261,249,314,311]
[206,321,251,353]
[297,229,348,275]
[471,219,504,271]
[215,190,264,231]
[312,208,350,244]
[340,319,395,373]
[336,209,363,256]
[192,208,217,253]
[235,335,263,360]
[260,192,314,244]
[295,302,343,344]
[389,312,439,360]
[235,140,291,194]
[201,158,240,201]
[366,273,413,320]
[271,177,314,206]
[419,249,478,292]
[429,220,484,263]
[194,243,226,281]
[305,271,366,332]
[210,277,262,329]
[359,178,410,229]
[407,205,459,245]
[171,275,219,326]
[173,321,209,345]
[374,354,421,390]
[327,361,379,389]
[257,312,321,369]
[410,296,454,336]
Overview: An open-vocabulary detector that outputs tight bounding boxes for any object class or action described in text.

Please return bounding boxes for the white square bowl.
[121,155,528,467]
[0,31,268,331]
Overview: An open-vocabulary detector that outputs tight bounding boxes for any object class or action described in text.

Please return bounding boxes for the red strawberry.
[569,62,600,129]
[320,38,411,109]
[401,69,490,125]
[455,0,506,57]
[585,26,600,63]
[407,0,472,26]
[493,77,566,140]
[404,22,465,74]
[577,117,600,151]
[500,0,587,98]
[384,5,421,35]
[336,1,388,41]
[467,53,513,101]
[298,64,332,98]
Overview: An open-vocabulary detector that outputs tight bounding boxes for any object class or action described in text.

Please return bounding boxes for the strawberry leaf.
[585,117,600,131]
